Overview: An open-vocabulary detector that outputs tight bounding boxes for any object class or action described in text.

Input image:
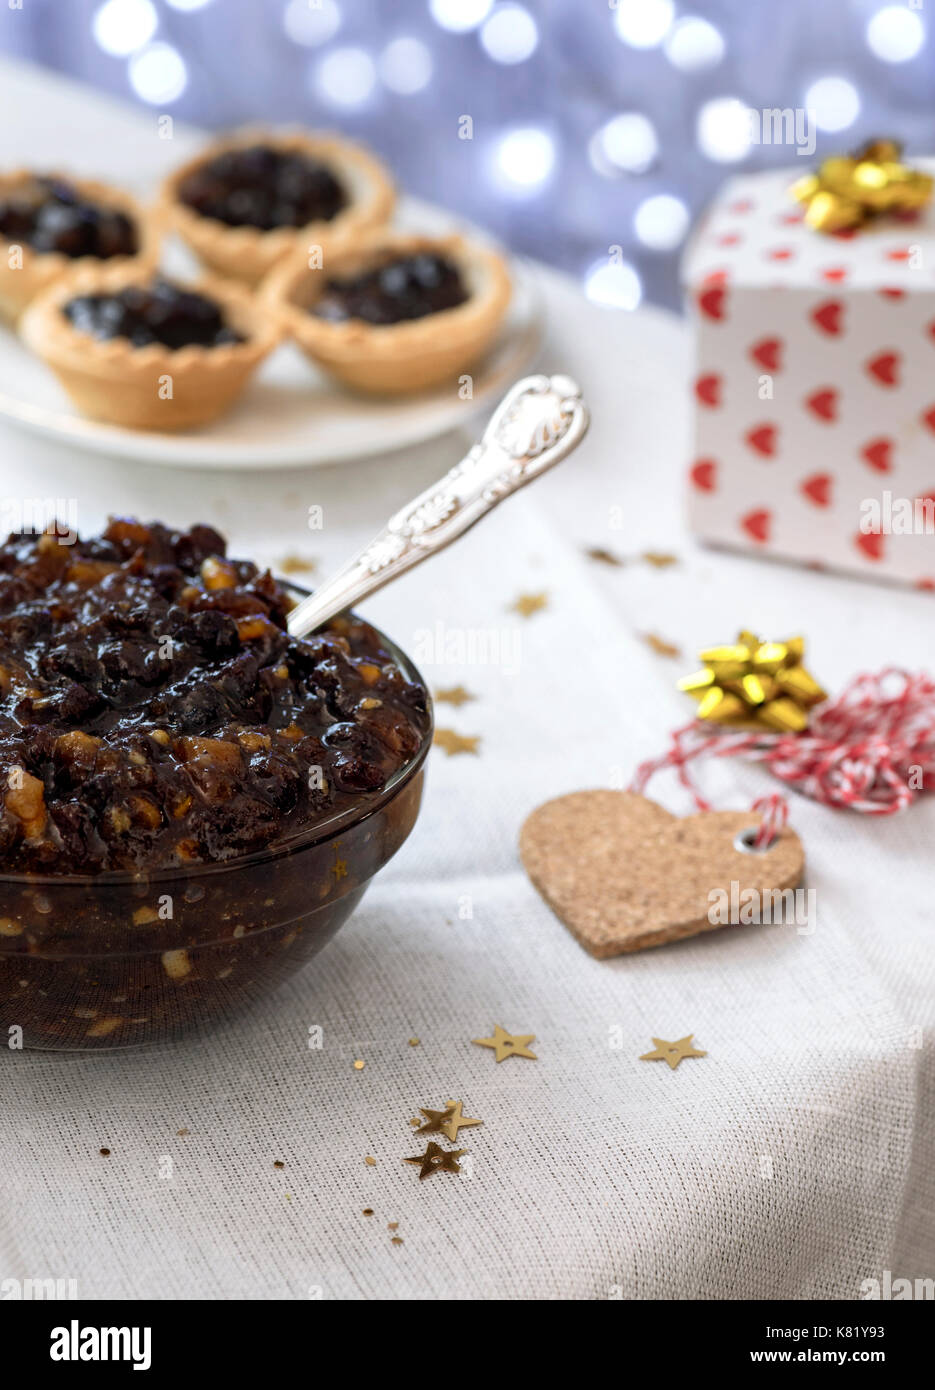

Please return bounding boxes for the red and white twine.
[631,669,935,848]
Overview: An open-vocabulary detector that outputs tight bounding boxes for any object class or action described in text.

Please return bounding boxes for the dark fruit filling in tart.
[0,176,138,259]
[313,253,468,326]
[63,277,244,350]
[0,519,430,873]
[177,144,348,230]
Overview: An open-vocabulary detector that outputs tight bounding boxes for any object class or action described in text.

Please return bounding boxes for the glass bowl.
[0,626,431,1051]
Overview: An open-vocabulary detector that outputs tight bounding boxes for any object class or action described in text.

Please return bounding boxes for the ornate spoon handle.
[287,373,589,639]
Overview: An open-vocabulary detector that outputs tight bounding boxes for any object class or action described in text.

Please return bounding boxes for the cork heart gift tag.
[519,790,804,959]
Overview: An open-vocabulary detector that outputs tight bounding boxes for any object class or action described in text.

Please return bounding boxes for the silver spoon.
[287,373,589,638]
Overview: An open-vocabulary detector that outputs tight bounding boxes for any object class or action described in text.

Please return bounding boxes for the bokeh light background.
[1,0,932,309]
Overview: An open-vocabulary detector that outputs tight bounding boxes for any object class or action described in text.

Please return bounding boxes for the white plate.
[0,198,544,470]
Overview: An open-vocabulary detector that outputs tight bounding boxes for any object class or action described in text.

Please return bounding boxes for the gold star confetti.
[435,685,476,707]
[416,1100,482,1142]
[510,591,548,618]
[584,546,624,567]
[387,1222,398,1231]
[639,1035,707,1070]
[364,1155,376,1166]
[403,1141,467,1180]
[642,632,681,659]
[409,1118,421,1127]
[408,1037,420,1047]
[279,553,317,575]
[176,1128,189,1137]
[433,728,480,757]
[391,1236,404,1245]
[362,1208,373,1216]
[642,551,679,568]
[273,1160,285,1169]
[353,1058,365,1071]
[472,1024,537,1063]
[332,858,348,880]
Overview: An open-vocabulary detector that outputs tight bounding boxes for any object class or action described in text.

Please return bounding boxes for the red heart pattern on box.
[694,372,722,407]
[749,336,783,370]
[690,457,718,492]
[865,350,901,387]
[684,166,935,588]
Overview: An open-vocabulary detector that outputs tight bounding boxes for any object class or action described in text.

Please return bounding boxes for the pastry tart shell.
[20,262,280,432]
[0,171,160,324]
[160,129,396,286]
[262,231,512,395]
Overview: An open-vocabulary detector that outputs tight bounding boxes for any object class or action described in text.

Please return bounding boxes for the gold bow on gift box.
[678,632,827,733]
[791,139,933,233]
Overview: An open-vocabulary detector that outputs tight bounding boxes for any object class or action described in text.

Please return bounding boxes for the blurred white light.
[634,193,690,250]
[584,259,642,311]
[613,0,674,49]
[379,37,433,94]
[664,16,725,71]
[592,112,658,175]
[313,47,377,108]
[283,0,340,47]
[866,6,925,63]
[480,4,538,64]
[696,96,751,163]
[165,0,213,11]
[492,127,556,194]
[804,76,860,131]
[128,41,187,103]
[430,0,492,33]
[92,0,157,57]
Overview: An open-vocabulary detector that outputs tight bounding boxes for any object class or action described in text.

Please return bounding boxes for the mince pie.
[161,130,395,285]
[262,231,512,394]
[0,171,159,322]
[20,266,279,431]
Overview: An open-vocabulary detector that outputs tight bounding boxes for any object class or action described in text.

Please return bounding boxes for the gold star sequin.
[416,1100,482,1142]
[584,546,624,567]
[640,1035,707,1070]
[510,591,548,618]
[403,1141,466,1180]
[643,632,681,659]
[435,685,476,707]
[472,1024,537,1063]
[642,551,679,568]
[279,553,317,575]
[433,728,480,757]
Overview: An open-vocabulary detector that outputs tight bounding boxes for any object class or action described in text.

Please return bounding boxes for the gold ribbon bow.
[678,631,826,732]
[791,139,933,233]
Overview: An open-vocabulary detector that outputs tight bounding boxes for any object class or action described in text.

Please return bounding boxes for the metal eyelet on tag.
[733,826,773,854]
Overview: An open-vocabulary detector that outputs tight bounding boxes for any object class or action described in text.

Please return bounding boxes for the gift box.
[683,161,935,588]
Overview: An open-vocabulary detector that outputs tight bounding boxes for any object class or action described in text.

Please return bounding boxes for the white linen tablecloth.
[0,60,933,1301]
